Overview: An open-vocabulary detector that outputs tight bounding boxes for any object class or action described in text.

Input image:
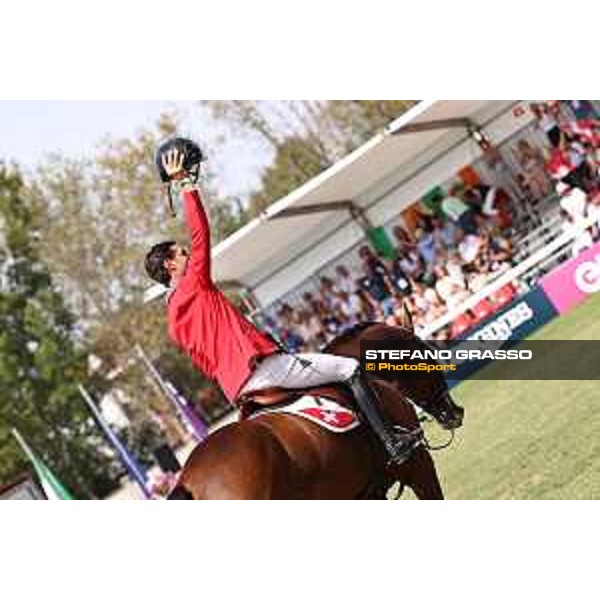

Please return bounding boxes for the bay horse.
[169,322,464,500]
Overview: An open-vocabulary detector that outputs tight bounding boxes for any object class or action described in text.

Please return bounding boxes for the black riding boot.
[346,371,420,465]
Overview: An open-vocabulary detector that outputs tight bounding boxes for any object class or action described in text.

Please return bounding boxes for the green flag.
[12,429,74,500]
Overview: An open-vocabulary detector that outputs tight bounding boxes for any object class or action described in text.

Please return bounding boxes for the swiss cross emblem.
[320,410,340,425]
[299,407,358,430]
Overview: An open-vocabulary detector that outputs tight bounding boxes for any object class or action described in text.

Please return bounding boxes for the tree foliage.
[202,100,417,213]
[249,136,330,214]
[0,165,119,497]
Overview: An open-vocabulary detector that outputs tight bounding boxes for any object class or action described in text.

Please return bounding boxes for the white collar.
[165,285,177,305]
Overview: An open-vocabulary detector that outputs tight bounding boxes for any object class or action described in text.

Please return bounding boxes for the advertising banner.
[458,287,558,343]
[451,287,557,385]
[540,241,600,315]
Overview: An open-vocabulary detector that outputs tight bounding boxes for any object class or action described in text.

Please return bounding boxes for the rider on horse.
[144,137,416,464]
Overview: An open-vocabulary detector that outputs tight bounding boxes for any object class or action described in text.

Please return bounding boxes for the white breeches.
[239,353,359,396]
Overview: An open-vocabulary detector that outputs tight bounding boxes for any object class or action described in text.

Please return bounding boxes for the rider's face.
[166,245,189,280]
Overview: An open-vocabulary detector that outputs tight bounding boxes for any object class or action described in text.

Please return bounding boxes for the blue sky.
[0,100,267,198]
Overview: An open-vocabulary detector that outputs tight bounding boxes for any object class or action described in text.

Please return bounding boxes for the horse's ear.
[399,302,414,333]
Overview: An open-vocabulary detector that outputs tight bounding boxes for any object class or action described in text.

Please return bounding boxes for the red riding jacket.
[167,188,279,402]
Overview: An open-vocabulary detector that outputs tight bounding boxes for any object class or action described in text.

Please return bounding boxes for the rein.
[419,416,456,452]
[397,384,457,453]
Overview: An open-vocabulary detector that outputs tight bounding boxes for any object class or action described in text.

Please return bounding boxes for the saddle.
[237,384,355,421]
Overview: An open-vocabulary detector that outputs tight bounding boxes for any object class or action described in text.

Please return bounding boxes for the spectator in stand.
[434,265,469,310]
[389,252,414,297]
[586,191,600,240]
[546,126,593,193]
[395,246,425,283]
[566,100,599,122]
[558,123,600,192]
[444,250,467,287]
[320,310,343,340]
[463,184,499,218]
[414,224,439,280]
[358,245,380,269]
[564,137,594,192]
[466,268,491,293]
[482,142,526,203]
[304,309,324,350]
[280,327,305,353]
[293,309,315,350]
[319,276,339,311]
[557,182,587,225]
[302,291,327,316]
[358,245,398,289]
[560,117,600,151]
[260,313,281,342]
[335,264,356,296]
[408,283,447,336]
[405,289,425,332]
[392,224,418,254]
[439,193,478,235]
[532,102,562,146]
[514,139,553,202]
[358,258,396,319]
[417,289,446,325]
[336,290,363,328]
[455,228,485,268]
[484,233,513,272]
[431,215,458,250]
[560,207,594,257]
[355,288,378,322]
[277,304,305,352]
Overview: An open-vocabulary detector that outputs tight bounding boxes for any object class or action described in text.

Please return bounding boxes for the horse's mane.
[322,321,377,352]
[323,321,416,355]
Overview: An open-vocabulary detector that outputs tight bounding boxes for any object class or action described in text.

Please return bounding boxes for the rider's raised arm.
[181,187,212,289]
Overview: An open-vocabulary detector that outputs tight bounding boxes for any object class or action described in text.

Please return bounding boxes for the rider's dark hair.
[145,241,176,287]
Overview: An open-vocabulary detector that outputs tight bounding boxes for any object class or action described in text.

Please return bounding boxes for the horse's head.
[394,306,464,430]
[325,311,465,431]
[400,374,465,431]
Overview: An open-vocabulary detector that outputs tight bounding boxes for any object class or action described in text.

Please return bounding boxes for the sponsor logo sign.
[458,287,557,343]
[540,241,600,314]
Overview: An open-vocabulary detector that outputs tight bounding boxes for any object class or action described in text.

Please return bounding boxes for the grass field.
[416,292,600,500]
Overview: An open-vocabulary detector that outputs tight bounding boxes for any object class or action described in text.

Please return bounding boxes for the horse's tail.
[167,484,194,500]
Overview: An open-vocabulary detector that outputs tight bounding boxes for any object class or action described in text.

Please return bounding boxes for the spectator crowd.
[261,101,600,348]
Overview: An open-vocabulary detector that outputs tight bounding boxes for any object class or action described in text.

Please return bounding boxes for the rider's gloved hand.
[161,148,185,179]
[162,149,197,195]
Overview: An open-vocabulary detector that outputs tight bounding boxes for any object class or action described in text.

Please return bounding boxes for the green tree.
[326,100,418,143]
[0,164,118,498]
[249,136,330,214]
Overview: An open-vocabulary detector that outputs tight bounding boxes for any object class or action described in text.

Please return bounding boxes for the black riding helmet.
[156,137,205,217]
[155,137,205,183]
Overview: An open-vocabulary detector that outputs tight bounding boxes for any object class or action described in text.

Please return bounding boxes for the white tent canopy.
[211,100,524,308]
